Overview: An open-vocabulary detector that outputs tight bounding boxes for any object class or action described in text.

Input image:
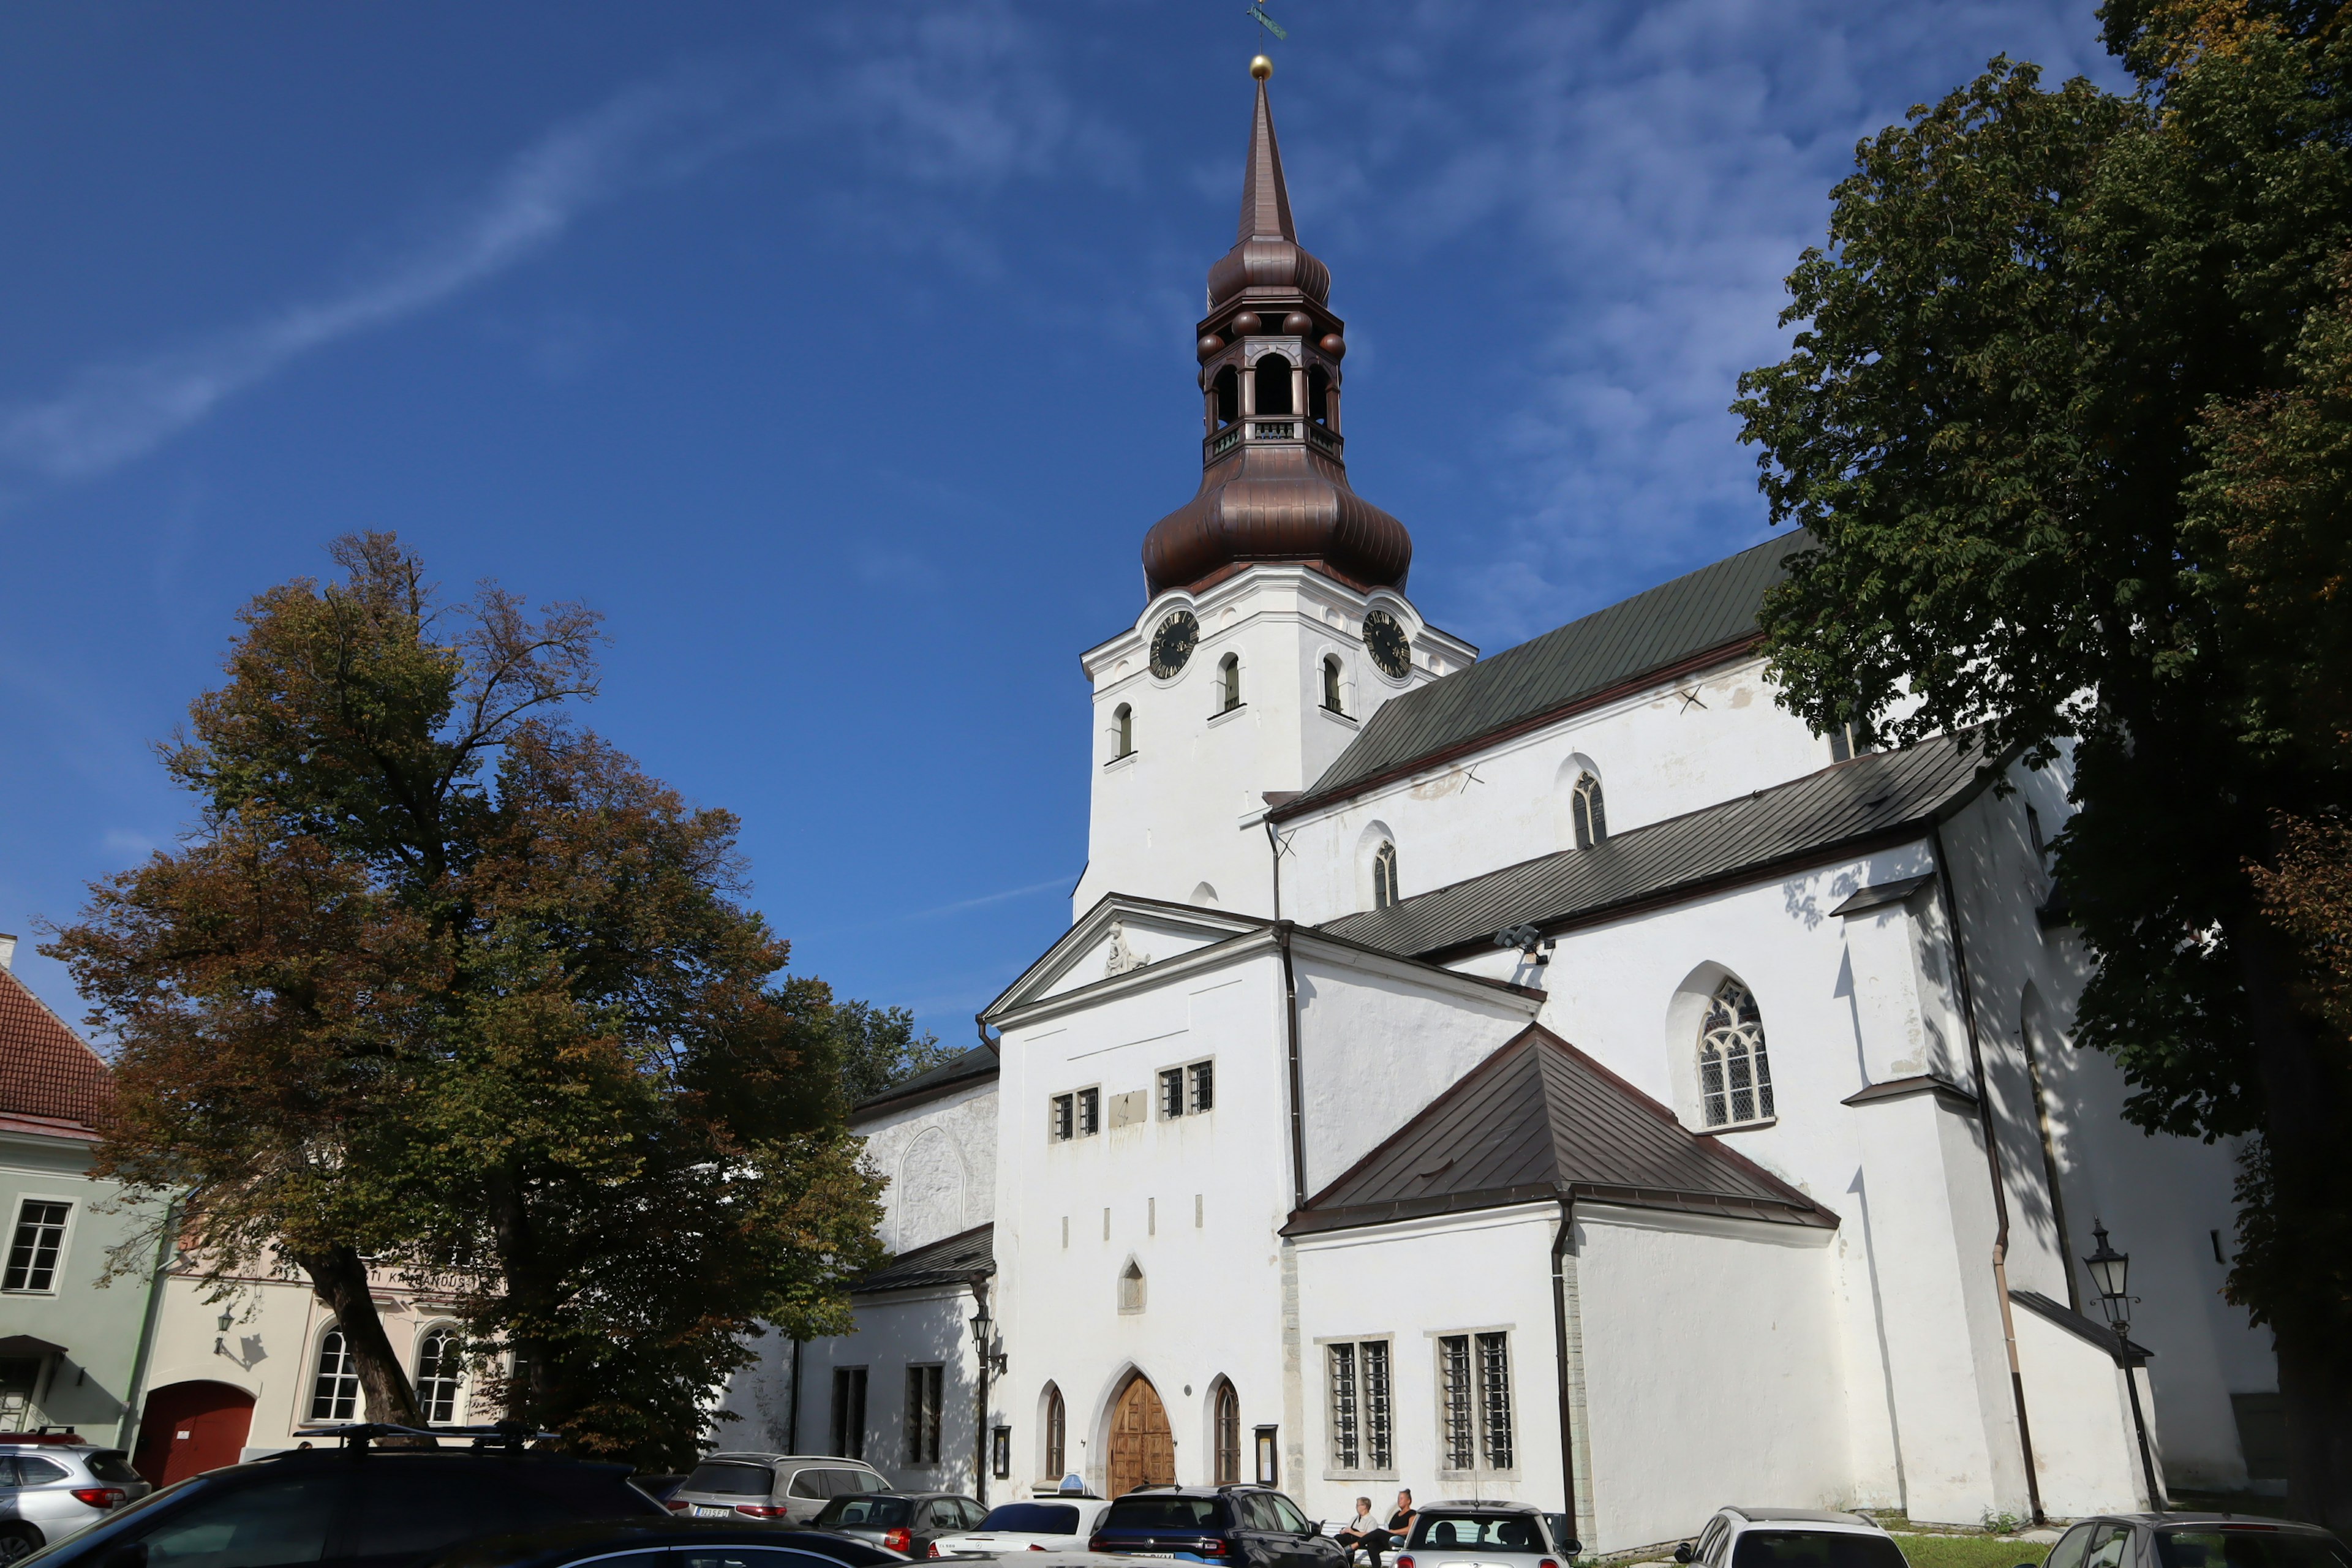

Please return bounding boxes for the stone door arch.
[1106,1374,1175,1497]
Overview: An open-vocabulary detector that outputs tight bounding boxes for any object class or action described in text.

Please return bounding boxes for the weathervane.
[1246,1,1287,45]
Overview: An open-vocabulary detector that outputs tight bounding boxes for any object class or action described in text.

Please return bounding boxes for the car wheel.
[0,1524,45,1566]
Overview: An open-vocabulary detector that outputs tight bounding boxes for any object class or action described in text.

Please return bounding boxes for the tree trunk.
[485,1166,559,1432]
[2233,921,2352,1531]
[291,1243,426,1428]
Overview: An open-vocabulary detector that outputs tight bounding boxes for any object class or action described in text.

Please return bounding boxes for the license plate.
[693,1507,732,1518]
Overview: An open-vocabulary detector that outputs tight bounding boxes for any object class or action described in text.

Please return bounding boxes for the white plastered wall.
[787,1286,985,1493]
[2013,1306,2163,1515]
[856,1080,1000,1257]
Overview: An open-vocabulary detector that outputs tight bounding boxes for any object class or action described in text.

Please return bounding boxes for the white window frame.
[1317,1335,1395,1479]
[1698,977,1776,1130]
[309,1324,363,1423]
[1430,1325,1518,1480]
[415,1323,466,1425]
[2,1194,75,1295]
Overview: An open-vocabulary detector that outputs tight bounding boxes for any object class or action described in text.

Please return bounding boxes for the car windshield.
[820,1498,913,1528]
[1730,1531,1910,1568]
[684,1463,775,1498]
[1412,1517,1546,1551]
[2158,1531,2352,1568]
[978,1504,1082,1534]
[1104,1497,1231,1529]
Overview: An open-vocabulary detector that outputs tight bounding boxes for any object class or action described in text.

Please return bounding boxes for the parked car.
[1393,1501,1579,1568]
[1087,1485,1345,1568]
[427,1518,910,1568]
[12,1439,664,1568]
[0,1438,151,1564]
[931,1497,1114,1556]
[2037,1514,2350,1568]
[812,1494,987,1559]
[1673,1508,1905,1568]
[670,1457,894,1526]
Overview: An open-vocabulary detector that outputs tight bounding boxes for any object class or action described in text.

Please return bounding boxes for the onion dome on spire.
[1139,62,1412,598]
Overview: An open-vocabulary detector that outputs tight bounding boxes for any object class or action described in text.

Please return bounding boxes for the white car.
[930,1496,1114,1556]
[1675,1507,1907,1568]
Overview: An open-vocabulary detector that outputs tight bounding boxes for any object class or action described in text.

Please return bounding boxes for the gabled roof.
[854,1223,994,1295]
[1277,530,1810,818]
[0,965,112,1137]
[1287,1027,1835,1235]
[1315,731,2006,962]
[852,1044,1000,1122]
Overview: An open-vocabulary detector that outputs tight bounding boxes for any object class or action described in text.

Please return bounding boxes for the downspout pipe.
[1932,821,2045,1526]
[1549,1200,1581,1541]
[786,1336,802,1454]
[971,1275,992,1507]
[1276,922,1306,1212]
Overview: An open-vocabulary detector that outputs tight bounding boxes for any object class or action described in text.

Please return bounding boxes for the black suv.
[16,1436,664,1568]
[1088,1485,1345,1568]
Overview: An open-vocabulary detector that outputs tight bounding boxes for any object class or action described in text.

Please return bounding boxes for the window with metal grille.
[907,1363,944,1464]
[1050,1094,1074,1141]
[1699,978,1775,1128]
[1362,1340,1392,1470]
[1328,1343,1360,1469]
[1476,1332,1513,1470]
[1323,1340,1392,1472]
[1438,1335,1474,1471]
[832,1366,869,1459]
[1078,1087,1101,1136]
[309,1328,360,1422]
[1214,1381,1241,1484]
[2,1200,68,1292]
[415,1327,464,1424]
[1159,1068,1185,1118]
[1188,1060,1213,1114]
[1046,1382,1068,1479]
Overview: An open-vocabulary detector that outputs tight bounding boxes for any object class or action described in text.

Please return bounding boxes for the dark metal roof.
[1280,530,1811,816]
[2011,1289,2151,1360]
[851,1044,1000,1123]
[1314,731,2006,962]
[853,1223,994,1295]
[1287,1027,1835,1235]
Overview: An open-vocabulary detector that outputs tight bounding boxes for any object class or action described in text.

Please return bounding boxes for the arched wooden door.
[1106,1376,1175,1497]
[133,1381,255,1485]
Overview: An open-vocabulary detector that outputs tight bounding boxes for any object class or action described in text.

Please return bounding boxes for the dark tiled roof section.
[0,966,112,1134]
[2012,1289,2151,1360]
[1283,530,1811,815]
[854,1223,995,1294]
[852,1043,1000,1121]
[1316,731,2006,962]
[1287,1027,1834,1235]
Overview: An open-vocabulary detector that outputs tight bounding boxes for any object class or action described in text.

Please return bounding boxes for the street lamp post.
[2084,1221,2166,1510]
[970,1286,1003,1507]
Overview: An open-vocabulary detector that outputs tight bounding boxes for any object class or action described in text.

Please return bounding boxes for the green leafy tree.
[50,535,884,1463]
[829,999,960,1107]
[1732,0,2352,1521]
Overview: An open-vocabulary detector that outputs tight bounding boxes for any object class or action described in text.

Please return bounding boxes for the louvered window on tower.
[1699,978,1775,1128]
[1220,653,1242,712]
[1113,704,1134,760]
[1322,656,1344,714]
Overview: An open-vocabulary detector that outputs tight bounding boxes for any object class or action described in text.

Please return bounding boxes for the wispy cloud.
[904,876,1072,923]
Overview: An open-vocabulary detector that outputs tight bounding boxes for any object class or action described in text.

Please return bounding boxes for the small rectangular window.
[1077,1087,1101,1136]
[1438,1335,1474,1471]
[1188,1060,1214,1114]
[906,1364,944,1465]
[1324,1340,1392,1474]
[1050,1094,1075,1142]
[3,1200,69,1293]
[831,1366,869,1460]
[1159,1068,1185,1118]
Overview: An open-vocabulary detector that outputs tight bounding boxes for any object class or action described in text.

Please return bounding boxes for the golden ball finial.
[1250,54,1273,80]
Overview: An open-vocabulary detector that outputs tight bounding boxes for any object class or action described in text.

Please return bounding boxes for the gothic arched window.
[1044,1384,1067,1481]
[1698,978,1774,1128]
[1119,1259,1147,1313]
[416,1327,463,1425]
[1572,772,1607,849]
[1372,841,1400,910]
[1253,355,1294,417]
[1113,704,1134,760]
[309,1327,360,1422]
[1219,654,1242,712]
[1213,1380,1242,1485]
[1322,656,1344,714]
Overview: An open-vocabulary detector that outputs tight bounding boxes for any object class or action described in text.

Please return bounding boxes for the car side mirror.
[1675,1547,1695,1564]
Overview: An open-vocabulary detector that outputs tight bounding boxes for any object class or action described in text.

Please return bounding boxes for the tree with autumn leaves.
[1735,0,2352,1523]
[48,535,892,1467]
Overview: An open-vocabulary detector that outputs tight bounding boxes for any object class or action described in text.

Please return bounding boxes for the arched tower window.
[1044,1384,1067,1481]
[1253,355,1294,417]
[1307,365,1332,426]
[1113,704,1134,760]
[309,1327,360,1422]
[416,1327,464,1425]
[1698,978,1774,1128]
[1372,841,1400,910]
[1212,365,1240,428]
[1322,655,1344,714]
[1119,1259,1147,1313]
[1213,1380,1242,1485]
[1572,772,1607,849]
[1219,653,1242,712]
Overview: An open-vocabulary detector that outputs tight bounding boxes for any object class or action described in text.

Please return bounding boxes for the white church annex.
[713,64,2276,1550]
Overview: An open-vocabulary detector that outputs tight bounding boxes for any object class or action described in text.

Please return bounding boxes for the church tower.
[1072,59,1475,921]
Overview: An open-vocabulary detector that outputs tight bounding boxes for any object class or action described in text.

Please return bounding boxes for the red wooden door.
[134,1382,255,1484]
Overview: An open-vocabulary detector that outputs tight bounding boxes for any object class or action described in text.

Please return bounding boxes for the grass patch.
[1892,1535,2050,1568]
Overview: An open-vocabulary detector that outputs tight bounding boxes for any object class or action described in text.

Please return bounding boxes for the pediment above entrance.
[983,894,1272,1020]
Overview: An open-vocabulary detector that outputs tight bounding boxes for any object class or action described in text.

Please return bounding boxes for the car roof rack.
[0,1428,88,1446]
[287,1421,558,1453]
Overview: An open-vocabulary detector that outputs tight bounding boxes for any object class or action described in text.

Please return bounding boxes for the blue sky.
[0,1,2128,1042]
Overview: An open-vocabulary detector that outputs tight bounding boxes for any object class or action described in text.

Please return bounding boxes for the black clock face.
[1150,610,1200,678]
[1363,609,1412,679]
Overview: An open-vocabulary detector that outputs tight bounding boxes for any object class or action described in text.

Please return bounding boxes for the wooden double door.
[1106,1375,1175,1497]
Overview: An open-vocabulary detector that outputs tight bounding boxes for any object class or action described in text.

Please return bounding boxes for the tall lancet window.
[1698,978,1774,1128]
[1571,772,1607,848]
[1371,841,1400,910]
[1219,654,1242,712]
[1113,704,1134,760]
[1322,656,1344,714]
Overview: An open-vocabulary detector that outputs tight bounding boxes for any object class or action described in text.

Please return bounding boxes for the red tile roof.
[0,965,112,1137]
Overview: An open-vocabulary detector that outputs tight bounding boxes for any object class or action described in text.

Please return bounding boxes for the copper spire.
[1137,65,1410,598]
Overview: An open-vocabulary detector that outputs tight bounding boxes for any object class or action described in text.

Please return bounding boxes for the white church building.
[714,66,2278,1551]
